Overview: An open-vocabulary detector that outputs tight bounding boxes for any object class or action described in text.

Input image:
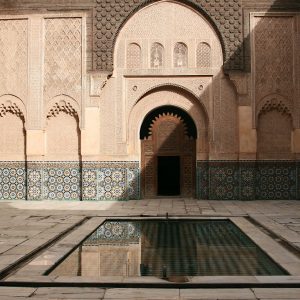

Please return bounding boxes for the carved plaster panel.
[44,17,83,105]
[126,77,212,117]
[252,15,296,125]
[229,72,249,96]
[0,18,28,101]
[89,73,109,97]
[213,76,238,157]
[114,2,223,72]
[94,0,243,71]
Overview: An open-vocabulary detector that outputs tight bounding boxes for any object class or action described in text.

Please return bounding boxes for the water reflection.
[50,220,287,278]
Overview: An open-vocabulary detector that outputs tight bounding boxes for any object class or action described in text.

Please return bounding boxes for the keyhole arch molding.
[127,85,209,159]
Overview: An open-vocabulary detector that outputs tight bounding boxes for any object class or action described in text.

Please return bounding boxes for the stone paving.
[0,199,299,299]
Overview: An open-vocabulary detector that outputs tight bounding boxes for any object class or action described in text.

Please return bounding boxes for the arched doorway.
[140,106,197,198]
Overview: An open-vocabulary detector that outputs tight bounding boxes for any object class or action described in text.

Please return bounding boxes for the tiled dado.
[27,162,81,201]
[82,162,140,201]
[0,161,140,201]
[197,161,298,200]
[0,162,26,200]
[1,160,298,201]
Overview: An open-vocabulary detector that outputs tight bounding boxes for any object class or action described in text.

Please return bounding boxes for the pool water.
[50,220,288,278]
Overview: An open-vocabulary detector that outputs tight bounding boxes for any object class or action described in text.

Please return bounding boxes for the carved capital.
[228,71,249,96]
[89,72,110,97]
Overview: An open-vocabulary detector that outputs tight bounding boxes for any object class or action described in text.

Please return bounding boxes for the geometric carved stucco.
[0,100,25,120]
[115,1,224,71]
[0,19,28,101]
[127,43,142,69]
[212,74,238,158]
[228,72,249,96]
[197,42,211,68]
[44,18,82,105]
[47,97,79,121]
[257,94,292,120]
[94,0,243,71]
[47,102,78,120]
[126,78,211,131]
[253,16,295,125]
[113,1,222,145]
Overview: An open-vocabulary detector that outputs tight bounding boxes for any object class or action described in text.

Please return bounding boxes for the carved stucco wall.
[114,1,223,71]
[101,1,233,158]
[212,74,238,159]
[94,0,243,71]
[252,14,298,159]
[253,15,296,124]
[0,18,28,103]
[0,13,85,162]
[44,17,83,106]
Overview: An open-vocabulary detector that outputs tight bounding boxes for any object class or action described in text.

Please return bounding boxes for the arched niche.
[46,96,81,160]
[197,42,211,68]
[257,95,293,159]
[126,43,142,69]
[0,95,26,160]
[150,43,164,68]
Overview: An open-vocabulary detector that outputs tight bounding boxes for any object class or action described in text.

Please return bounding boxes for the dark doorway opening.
[157,156,180,196]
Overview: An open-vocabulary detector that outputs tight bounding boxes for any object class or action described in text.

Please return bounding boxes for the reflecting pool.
[50,220,288,278]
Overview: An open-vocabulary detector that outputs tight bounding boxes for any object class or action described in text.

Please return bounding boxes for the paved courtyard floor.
[0,199,299,299]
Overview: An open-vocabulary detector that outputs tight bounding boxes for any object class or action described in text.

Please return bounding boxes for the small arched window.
[127,43,142,69]
[174,42,188,68]
[150,43,164,68]
[197,42,211,68]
